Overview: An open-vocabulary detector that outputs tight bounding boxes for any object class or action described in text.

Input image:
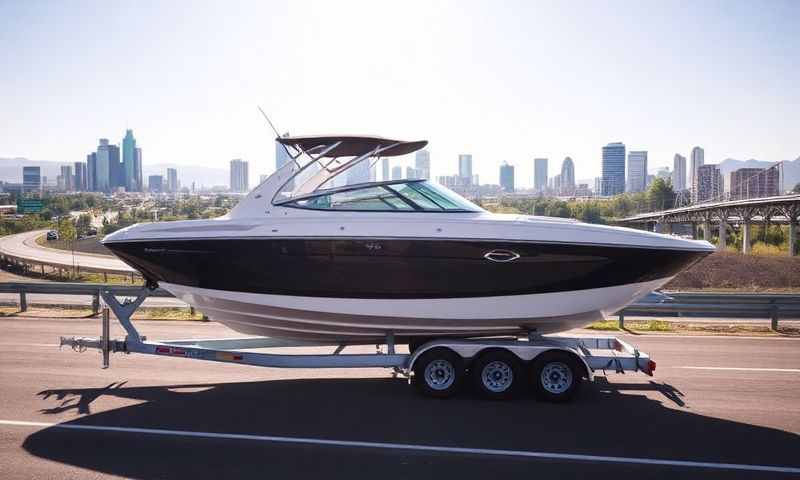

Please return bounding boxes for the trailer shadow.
[23,377,799,479]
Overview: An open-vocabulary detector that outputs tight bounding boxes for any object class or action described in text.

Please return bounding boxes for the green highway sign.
[17,198,43,214]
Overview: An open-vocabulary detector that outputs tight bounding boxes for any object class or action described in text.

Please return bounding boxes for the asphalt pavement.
[0,316,798,479]
[0,229,133,273]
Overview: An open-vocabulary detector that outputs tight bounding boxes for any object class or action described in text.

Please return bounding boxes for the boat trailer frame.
[60,289,655,379]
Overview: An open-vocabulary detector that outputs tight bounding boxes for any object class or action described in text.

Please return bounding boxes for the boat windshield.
[286,180,484,213]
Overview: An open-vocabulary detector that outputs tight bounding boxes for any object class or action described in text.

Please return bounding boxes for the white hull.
[162,278,669,342]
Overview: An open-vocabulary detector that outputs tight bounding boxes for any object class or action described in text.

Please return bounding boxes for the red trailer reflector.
[646,360,657,375]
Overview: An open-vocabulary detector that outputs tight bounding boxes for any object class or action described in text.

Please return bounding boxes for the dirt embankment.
[666,252,800,291]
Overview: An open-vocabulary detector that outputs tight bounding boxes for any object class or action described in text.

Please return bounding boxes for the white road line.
[677,366,800,373]
[1,419,798,474]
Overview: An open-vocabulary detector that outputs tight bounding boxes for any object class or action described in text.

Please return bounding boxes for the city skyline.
[1,1,797,188]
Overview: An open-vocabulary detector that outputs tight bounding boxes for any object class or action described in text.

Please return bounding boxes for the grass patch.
[587,319,673,332]
[586,320,620,331]
[141,307,207,321]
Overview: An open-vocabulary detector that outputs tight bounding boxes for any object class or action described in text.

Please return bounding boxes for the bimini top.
[277,135,427,158]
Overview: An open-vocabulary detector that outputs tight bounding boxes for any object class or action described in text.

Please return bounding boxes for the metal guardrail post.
[770,303,779,330]
[618,313,624,329]
[102,307,110,369]
[92,292,100,315]
[19,291,27,312]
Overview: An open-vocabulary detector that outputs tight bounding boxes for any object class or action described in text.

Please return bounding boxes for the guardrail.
[620,292,800,329]
[0,282,173,314]
[0,282,797,328]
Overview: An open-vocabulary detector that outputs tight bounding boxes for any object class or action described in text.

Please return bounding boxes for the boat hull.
[162,277,668,342]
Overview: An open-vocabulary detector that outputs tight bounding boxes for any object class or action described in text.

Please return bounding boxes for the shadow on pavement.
[23,377,800,479]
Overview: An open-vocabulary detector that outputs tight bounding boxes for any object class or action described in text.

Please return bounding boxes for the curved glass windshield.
[287,180,483,212]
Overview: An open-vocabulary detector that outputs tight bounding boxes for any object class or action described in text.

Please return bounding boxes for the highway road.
[0,317,798,479]
[0,230,133,274]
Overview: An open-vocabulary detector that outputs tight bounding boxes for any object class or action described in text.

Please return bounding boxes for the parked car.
[46,230,59,241]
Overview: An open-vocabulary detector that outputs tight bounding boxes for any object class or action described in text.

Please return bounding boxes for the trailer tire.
[530,351,582,403]
[412,347,464,398]
[471,349,524,400]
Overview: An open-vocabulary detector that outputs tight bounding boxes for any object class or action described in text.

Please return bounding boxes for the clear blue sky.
[1,0,797,187]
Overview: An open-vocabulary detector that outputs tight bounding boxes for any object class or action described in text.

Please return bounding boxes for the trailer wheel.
[530,351,582,403]
[471,349,523,400]
[412,347,464,398]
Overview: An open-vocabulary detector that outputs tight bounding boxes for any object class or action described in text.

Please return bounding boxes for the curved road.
[0,230,133,274]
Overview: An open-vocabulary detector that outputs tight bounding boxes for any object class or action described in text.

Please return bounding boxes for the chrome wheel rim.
[424,359,456,391]
[481,360,514,393]
[541,361,573,394]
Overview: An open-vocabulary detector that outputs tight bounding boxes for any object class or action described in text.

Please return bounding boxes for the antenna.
[257,106,282,138]
[257,106,293,161]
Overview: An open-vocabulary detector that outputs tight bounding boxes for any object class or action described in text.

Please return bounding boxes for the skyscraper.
[415,150,431,180]
[229,159,249,193]
[458,154,472,186]
[499,163,515,192]
[534,158,548,192]
[690,146,704,201]
[347,160,371,184]
[560,157,575,195]
[694,164,722,203]
[601,142,626,196]
[59,165,73,191]
[381,158,389,181]
[109,144,123,190]
[122,129,137,191]
[148,175,164,193]
[391,165,402,180]
[728,167,780,200]
[74,162,87,191]
[95,139,111,192]
[22,166,41,195]
[134,147,143,192]
[673,154,687,191]
[626,151,648,193]
[167,168,178,193]
[86,153,96,191]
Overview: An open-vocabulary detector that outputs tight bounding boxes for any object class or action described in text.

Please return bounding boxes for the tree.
[57,217,77,241]
[76,214,93,236]
[646,177,675,211]
[792,183,800,194]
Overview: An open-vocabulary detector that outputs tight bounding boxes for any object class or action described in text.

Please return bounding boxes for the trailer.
[60,290,656,402]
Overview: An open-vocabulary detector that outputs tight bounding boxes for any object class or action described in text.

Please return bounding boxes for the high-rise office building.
[95,139,111,192]
[347,160,372,184]
[601,142,626,196]
[109,144,123,190]
[694,164,722,203]
[134,147,143,192]
[458,154,472,186]
[229,159,249,193]
[148,175,164,193]
[86,153,96,191]
[381,158,390,181]
[673,154,687,191]
[499,163,515,192]
[22,166,41,195]
[59,165,73,191]
[690,146,704,201]
[626,151,648,193]
[167,168,178,193]
[74,162,87,191]
[391,165,402,180]
[728,167,780,200]
[560,157,575,195]
[534,158,548,192]
[122,129,137,191]
[415,150,431,180]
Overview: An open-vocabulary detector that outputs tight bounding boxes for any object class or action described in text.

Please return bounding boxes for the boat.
[102,135,715,343]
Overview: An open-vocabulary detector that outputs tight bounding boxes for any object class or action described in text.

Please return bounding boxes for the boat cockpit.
[284,179,484,213]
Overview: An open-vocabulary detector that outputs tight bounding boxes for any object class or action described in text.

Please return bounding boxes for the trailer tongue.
[60,289,655,402]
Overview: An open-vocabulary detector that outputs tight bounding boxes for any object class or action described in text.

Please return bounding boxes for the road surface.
[0,317,798,479]
[0,230,133,274]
